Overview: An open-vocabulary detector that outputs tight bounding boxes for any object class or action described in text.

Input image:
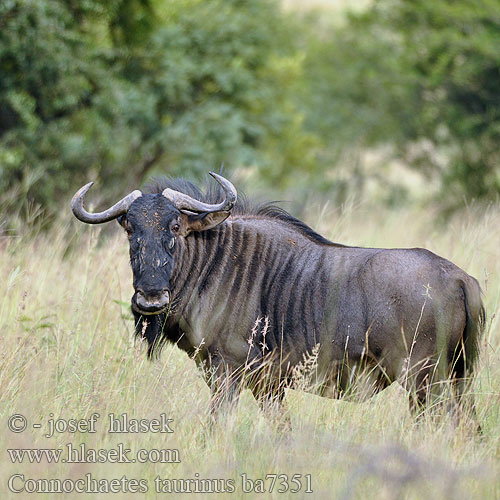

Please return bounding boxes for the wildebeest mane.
[148,176,345,247]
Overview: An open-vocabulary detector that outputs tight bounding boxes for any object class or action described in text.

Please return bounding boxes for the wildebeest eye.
[118,215,131,233]
[120,219,133,236]
[171,223,180,233]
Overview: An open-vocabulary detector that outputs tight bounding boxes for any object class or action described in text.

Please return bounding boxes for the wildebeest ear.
[117,215,129,230]
[181,211,230,234]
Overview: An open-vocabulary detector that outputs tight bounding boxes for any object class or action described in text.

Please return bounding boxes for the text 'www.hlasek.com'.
[6,413,313,494]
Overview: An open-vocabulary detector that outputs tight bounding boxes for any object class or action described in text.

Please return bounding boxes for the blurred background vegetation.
[1,0,500,223]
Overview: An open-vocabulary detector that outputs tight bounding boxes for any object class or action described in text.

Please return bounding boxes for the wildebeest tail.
[454,278,485,377]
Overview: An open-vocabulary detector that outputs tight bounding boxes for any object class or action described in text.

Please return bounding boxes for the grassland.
[1,199,499,499]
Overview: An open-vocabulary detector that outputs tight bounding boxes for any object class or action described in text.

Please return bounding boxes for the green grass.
[1,201,499,499]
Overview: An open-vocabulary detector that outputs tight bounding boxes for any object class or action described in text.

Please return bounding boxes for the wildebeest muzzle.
[132,288,170,315]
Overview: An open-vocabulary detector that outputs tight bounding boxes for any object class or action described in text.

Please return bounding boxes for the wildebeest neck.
[166,216,332,364]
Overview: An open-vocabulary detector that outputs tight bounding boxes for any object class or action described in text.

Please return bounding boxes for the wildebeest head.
[71,172,237,315]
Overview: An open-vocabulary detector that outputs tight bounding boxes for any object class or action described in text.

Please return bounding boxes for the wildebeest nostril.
[136,287,168,298]
[134,288,170,314]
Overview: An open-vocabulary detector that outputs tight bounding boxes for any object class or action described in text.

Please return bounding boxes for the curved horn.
[71,182,142,224]
[162,172,237,213]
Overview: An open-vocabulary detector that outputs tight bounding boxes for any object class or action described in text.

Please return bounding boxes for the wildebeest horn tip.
[71,181,142,224]
[162,172,237,213]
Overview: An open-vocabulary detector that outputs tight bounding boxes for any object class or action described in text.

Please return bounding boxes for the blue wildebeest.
[72,173,484,421]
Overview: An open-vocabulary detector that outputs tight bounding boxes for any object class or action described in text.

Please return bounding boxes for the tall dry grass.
[1,200,499,499]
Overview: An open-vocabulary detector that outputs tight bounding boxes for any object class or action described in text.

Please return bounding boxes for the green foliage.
[0,0,313,217]
[3,0,500,219]
[302,0,500,204]
[0,0,136,209]
[385,0,500,201]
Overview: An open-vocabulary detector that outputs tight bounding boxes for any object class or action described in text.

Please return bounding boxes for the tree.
[301,0,500,206]
[0,0,314,219]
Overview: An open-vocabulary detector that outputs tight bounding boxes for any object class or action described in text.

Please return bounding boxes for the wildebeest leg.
[250,381,291,432]
[200,356,243,422]
[408,389,428,417]
[320,361,391,402]
[447,377,482,433]
[406,356,481,431]
[409,376,481,433]
[405,359,436,418]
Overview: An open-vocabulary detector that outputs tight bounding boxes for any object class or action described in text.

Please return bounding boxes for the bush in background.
[2,0,500,222]
[0,0,314,218]
[301,0,500,208]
